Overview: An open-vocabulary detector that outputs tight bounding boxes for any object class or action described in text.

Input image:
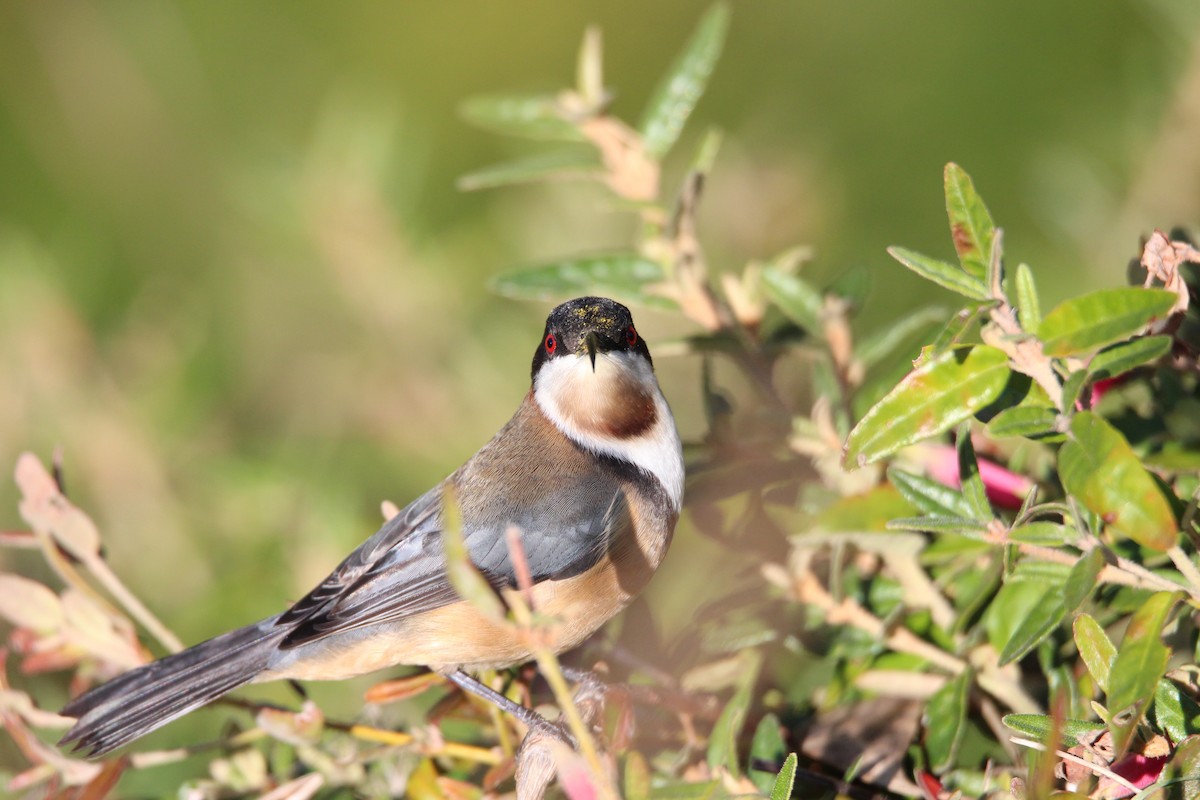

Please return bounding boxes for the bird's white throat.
[534,352,684,512]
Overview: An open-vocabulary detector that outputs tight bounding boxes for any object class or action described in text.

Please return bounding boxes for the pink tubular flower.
[918,444,1034,510]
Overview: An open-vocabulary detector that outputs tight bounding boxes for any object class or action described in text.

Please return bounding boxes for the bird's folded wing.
[276,479,629,648]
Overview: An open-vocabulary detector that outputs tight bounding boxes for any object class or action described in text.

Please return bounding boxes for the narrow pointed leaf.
[1002,714,1107,746]
[706,650,760,776]
[1058,412,1178,551]
[761,266,823,334]
[1108,592,1180,753]
[998,587,1065,665]
[986,406,1062,440]
[1009,522,1073,546]
[1155,679,1200,743]
[925,669,971,772]
[748,714,788,794]
[857,306,948,368]
[1087,335,1172,381]
[457,150,601,191]
[887,247,991,301]
[844,345,1011,467]
[624,752,651,800]
[957,425,992,520]
[888,468,974,518]
[768,754,798,800]
[490,253,676,309]
[1062,547,1105,611]
[1073,613,1116,694]
[1037,287,1177,357]
[639,3,730,158]
[459,93,583,141]
[928,308,981,355]
[944,163,995,281]
[886,515,989,536]
[1012,262,1042,330]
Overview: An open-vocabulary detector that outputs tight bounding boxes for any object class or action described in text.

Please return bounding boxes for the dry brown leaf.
[60,589,143,669]
[15,452,102,560]
[0,574,64,632]
[1141,229,1197,319]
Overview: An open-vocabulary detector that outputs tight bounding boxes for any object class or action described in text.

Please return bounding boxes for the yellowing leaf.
[1037,287,1177,357]
[0,574,63,632]
[1058,412,1177,551]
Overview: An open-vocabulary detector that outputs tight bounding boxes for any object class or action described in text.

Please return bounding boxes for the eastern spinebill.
[60,296,683,758]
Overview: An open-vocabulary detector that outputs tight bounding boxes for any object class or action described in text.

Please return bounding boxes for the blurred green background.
[1,0,1199,781]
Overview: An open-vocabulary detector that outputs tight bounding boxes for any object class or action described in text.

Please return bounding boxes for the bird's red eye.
[544,334,557,354]
[626,326,638,347]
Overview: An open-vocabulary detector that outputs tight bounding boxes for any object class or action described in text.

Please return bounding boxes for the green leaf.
[998,585,1066,666]
[1087,335,1172,382]
[944,163,996,281]
[706,649,761,776]
[490,253,676,309]
[816,485,917,532]
[638,3,730,158]
[1008,522,1073,546]
[856,306,948,368]
[1108,591,1180,753]
[925,669,971,772]
[1062,547,1106,611]
[457,150,601,191]
[769,754,798,800]
[986,406,1062,440]
[748,714,788,794]
[887,247,991,301]
[888,468,975,518]
[844,345,1011,467]
[957,425,992,520]
[624,752,651,800]
[1002,714,1107,746]
[887,515,989,537]
[1037,287,1178,357]
[1058,412,1179,551]
[928,308,981,354]
[1073,613,1116,694]
[648,780,721,800]
[689,127,724,176]
[761,266,823,334]
[459,93,583,141]
[1155,679,1200,743]
[1159,736,1200,800]
[1012,262,1042,330]
[1061,369,1090,411]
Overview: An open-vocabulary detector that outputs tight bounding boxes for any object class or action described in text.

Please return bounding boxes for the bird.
[59,296,684,758]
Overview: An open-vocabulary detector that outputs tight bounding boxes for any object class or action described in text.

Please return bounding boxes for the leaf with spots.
[844,345,1012,468]
[1058,412,1178,551]
[944,163,996,281]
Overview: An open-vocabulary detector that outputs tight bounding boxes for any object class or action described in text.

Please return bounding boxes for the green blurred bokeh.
[1,0,1199,785]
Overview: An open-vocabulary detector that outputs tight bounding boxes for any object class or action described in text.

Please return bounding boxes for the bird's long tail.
[59,618,286,758]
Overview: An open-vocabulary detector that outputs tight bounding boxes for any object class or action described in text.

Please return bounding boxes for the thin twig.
[1010,736,1140,795]
[1168,546,1200,598]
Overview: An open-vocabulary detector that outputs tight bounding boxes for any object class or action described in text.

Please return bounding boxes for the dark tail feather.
[59,619,285,758]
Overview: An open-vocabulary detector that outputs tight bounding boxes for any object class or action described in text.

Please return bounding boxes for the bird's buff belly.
[262,550,650,681]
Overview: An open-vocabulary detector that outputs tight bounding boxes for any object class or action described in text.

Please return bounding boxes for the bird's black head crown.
[531,296,652,379]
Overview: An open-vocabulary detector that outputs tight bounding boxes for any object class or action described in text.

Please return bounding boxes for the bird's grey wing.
[277,477,630,648]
